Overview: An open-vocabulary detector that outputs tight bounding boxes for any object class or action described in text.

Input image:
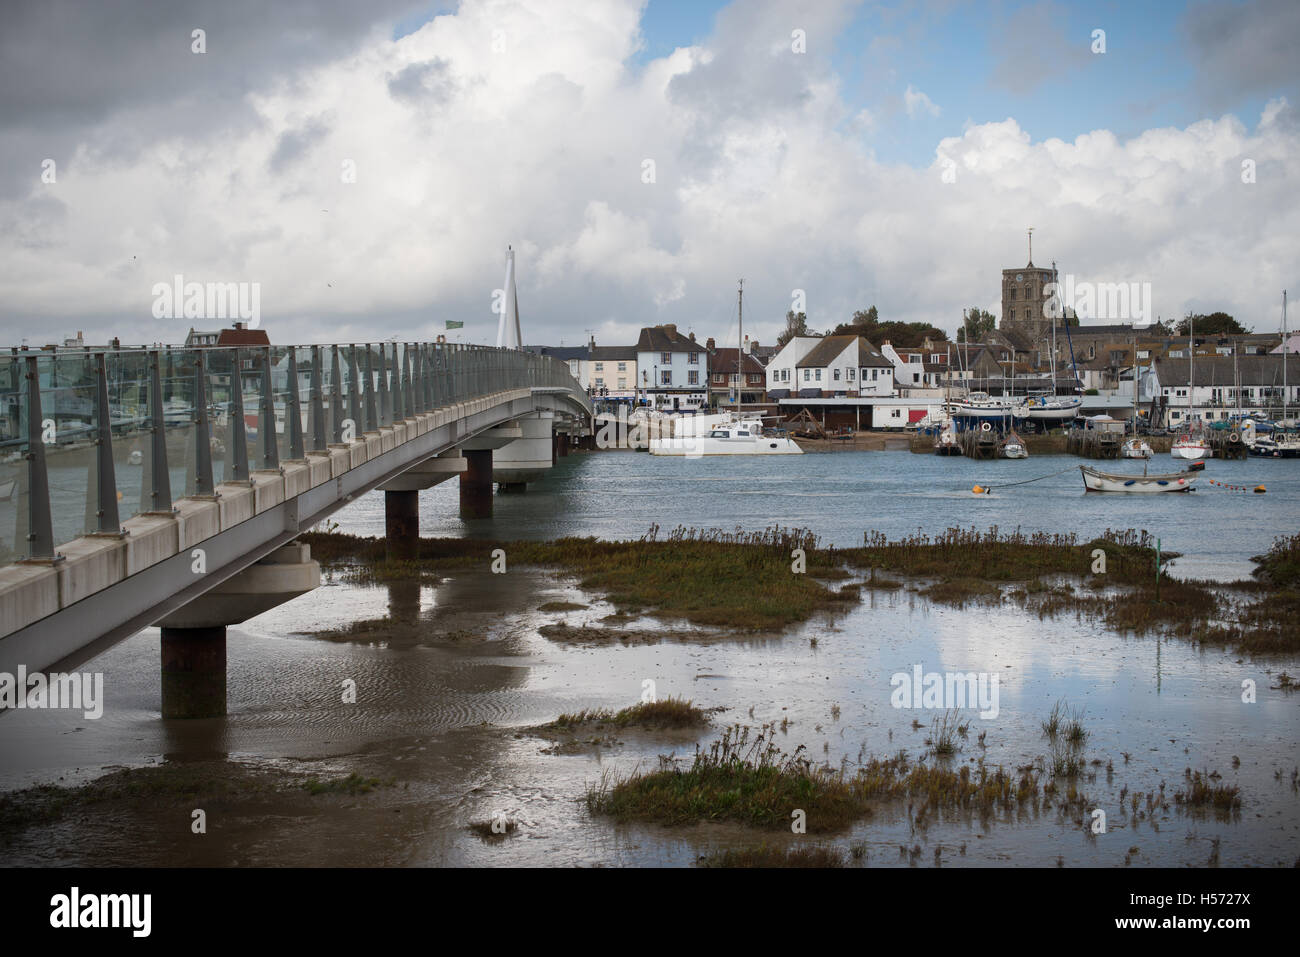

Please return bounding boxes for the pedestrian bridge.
[0,341,590,715]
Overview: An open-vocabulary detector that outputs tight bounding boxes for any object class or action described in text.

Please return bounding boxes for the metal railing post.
[23,355,57,559]
[330,345,344,443]
[348,345,361,432]
[192,352,215,496]
[364,345,377,431]
[92,352,123,530]
[392,343,404,421]
[259,347,278,470]
[310,345,326,452]
[148,350,174,511]
[286,349,305,459]
[378,344,390,426]
[228,349,250,483]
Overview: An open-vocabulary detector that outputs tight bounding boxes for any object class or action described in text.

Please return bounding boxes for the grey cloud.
[386,58,458,105]
[1182,0,1300,109]
[987,0,1091,93]
[268,116,330,173]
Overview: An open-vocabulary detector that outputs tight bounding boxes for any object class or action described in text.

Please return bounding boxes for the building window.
[661,352,672,364]
[688,353,699,364]
[595,378,604,387]
[594,362,603,372]
[815,369,822,381]
[833,368,841,381]
[782,369,789,382]
[617,362,626,372]
[713,373,724,384]
[872,369,878,380]
[891,409,901,418]
[618,378,626,389]
[803,370,810,382]
[848,368,856,380]
[688,371,699,385]
[660,371,671,385]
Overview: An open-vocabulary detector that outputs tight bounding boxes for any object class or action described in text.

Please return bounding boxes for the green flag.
[445,320,464,330]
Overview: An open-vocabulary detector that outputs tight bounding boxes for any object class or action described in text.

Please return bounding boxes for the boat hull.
[648,437,803,456]
[1080,466,1197,493]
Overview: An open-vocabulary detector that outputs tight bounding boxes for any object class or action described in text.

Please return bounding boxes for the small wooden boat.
[1081,462,1202,493]
[999,430,1028,459]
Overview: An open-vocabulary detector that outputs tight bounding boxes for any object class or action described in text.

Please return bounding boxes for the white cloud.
[903,84,941,118]
[0,0,1297,351]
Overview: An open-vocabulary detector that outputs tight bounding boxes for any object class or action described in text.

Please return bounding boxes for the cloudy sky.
[1,0,1297,349]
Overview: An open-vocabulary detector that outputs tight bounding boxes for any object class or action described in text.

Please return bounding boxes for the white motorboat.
[1081,462,1201,493]
[1121,437,1152,459]
[649,420,803,456]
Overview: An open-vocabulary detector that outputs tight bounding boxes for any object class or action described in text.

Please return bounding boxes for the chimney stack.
[706,337,715,350]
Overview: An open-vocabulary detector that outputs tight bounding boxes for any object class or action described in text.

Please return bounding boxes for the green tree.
[1175,311,1247,336]
[826,305,947,348]
[777,310,810,349]
[956,308,996,343]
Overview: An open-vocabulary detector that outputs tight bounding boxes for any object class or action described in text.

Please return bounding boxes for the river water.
[1,449,1297,867]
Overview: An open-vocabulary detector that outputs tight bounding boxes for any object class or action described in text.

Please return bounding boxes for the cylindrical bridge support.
[459,448,494,519]
[385,489,420,560]
[160,626,227,719]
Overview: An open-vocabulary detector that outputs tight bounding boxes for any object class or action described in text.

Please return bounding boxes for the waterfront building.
[1149,353,1300,427]
[588,343,638,406]
[706,341,766,409]
[635,323,709,411]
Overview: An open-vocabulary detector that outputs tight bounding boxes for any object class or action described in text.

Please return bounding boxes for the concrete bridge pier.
[459,450,494,518]
[160,626,226,720]
[156,543,320,718]
[456,424,522,518]
[379,453,467,559]
[494,411,555,492]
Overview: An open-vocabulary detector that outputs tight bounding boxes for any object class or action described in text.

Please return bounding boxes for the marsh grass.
[546,697,712,731]
[302,526,1298,652]
[698,845,846,868]
[586,724,1041,832]
[1175,770,1241,818]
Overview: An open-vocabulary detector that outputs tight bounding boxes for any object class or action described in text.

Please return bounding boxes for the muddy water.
[1,559,1296,867]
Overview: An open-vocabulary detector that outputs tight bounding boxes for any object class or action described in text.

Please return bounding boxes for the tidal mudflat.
[1,530,1296,867]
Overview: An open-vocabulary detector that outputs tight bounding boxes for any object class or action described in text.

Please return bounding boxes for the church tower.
[1000,228,1055,344]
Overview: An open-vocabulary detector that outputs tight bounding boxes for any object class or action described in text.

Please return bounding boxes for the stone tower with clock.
[1000,230,1056,347]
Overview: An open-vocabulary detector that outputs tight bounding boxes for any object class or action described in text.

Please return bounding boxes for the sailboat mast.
[1188,313,1194,429]
[737,278,743,414]
[1283,290,1289,425]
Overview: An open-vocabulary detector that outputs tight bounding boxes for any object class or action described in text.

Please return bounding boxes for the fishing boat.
[999,430,1028,459]
[1120,437,1152,459]
[1080,462,1202,493]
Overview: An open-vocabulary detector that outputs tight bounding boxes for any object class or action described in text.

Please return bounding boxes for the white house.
[1150,354,1300,427]
[635,324,709,410]
[767,335,894,398]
